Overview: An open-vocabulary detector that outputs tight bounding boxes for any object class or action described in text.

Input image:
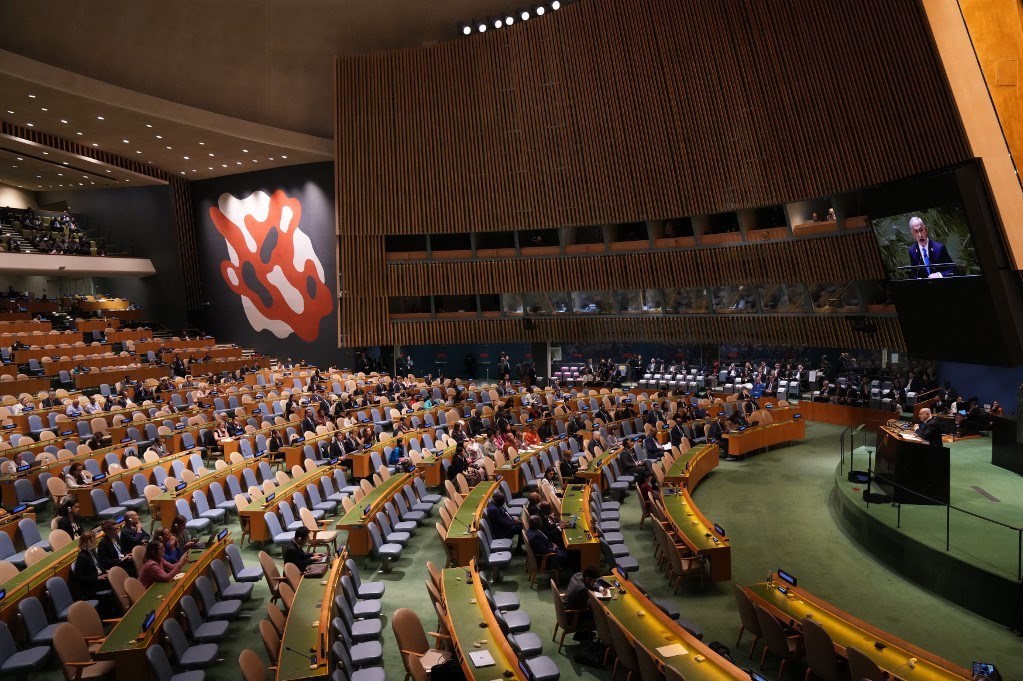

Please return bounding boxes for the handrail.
[865,461,1023,580]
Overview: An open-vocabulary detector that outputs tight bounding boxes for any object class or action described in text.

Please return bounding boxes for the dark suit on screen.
[906,239,955,278]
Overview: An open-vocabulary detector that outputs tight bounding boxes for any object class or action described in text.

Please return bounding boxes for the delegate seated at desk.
[915,408,944,447]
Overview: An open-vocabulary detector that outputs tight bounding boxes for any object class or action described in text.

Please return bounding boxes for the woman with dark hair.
[138,540,188,588]
[64,462,91,488]
[165,516,196,562]
[56,498,84,539]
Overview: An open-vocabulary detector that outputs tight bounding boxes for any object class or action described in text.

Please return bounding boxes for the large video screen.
[870,205,982,281]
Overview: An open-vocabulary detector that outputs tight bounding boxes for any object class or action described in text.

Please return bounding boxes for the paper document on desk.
[468,650,496,667]
[420,650,447,671]
[656,643,689,657]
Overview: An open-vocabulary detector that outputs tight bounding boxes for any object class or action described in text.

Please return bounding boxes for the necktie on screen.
[921,245,931,275]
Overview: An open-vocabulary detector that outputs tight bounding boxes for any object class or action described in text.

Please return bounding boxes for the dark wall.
[937,361,1023,415]
[191,162,346,368]
[35,185,187,329]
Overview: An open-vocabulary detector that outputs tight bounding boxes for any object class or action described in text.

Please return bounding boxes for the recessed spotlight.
[209,153,214,157]
[268,157,274,161]
[25,123,33,127]
[60,119,67,123]
[242,149,248,153]
[236,161,242,165]
[58,173,62,176]
[462,25,472,35]
[208,167,213,170]
[16,157,22,161]
[536,5,544,15]
[191,169,196,172]
[506,15,515,25]
[551,1,560,8]
[42,151,48,155]
[105,170,111,173]
[521,10,530,19]
[156,135,162,139]
[199,142,205,146]
[252,159,257,163]
[281,155,287,159]
[166,146,172,149]
[28,94,36,98]
[136,150,142,154]
[122,139,130,143]
[40,107,48,111]
[76,131,82,135]
[222,164,227,167]
[494,18,503,28]
[183,156,189,160]
[5,110,13,114]
[92,143,98,147]
[478,22,487,32]
[96,115,104,120]
[36,175,41,178]
[180,171,185,175]
[146,124,153,128]
[11,165,16,168]
[62,162,68,165]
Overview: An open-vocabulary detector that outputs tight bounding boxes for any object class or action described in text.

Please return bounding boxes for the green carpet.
[29,423,1023,681]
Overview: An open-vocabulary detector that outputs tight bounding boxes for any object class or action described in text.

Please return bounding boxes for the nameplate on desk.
[713,523,726,537]
[121,437,132,443]
[175,424,185,430]
[61,430,74,436]
[140,610,157,635]
[115,514,125,524]
[265,493,275,503]
[10,504,27,515]
[93,473,107,482]
[175,482,187,492]
[217,528,229,541]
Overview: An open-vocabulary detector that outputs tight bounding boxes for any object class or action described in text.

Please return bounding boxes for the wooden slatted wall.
[335,0,969,348]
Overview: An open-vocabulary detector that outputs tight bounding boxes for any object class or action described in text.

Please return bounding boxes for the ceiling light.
[180,171,185,175]
[156,135,162,139]
[6,110,13,114]
[536,5,545,15]
[552,0,560,8]
[494,18,503,28]
[521,10,530,20]
[236,161,242,165]
[252,159,257,163]
[105,170,111,173]
[40,107,47,111]
[60,119,67,123]
[63,162,68,165]
[478,22,487,32]
[506,15,515,25]
[92,143,98,147]
[16,157,22,161]
[122,139,130,143]
[208,153,214,157]
[82,175,87,178]
[462,25,472,35]
[281,155,287,159]
[28,94,36,99]
[242,149,248,153]
[76,131,82,135]
[42,151,48,155]
[183,156,190,160]
[199,142,205,146]
[268,157,274,161]
[166,146,172,149]
[191,169,196,172]
[146,124,153,128]
[96,116,104,120]
[26,123,33,127]
[58,173,62,176]
[136,150,141,154]
[222,164,227,167]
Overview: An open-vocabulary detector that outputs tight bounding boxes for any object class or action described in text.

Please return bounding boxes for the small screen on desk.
[16,464,30,473]
[777,569,797,586]
[10,504,27,514]
[265,493,275,503]
[115,515,125,524]
[175,482,187,491]
[217,528,229,541]
[61,430,74,436]
[93,473,106,482]
[713,523,726,536]
[141,610,157,634]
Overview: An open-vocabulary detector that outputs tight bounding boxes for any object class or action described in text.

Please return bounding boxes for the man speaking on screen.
[906,216,955,278]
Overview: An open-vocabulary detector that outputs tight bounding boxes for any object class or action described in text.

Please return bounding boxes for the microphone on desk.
[284,645,317,667]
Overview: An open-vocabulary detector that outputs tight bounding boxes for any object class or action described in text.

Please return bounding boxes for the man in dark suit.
[486,492,524,552]
[525,515,573,569]
[284,527,320,572]
[300,409,318,435]
[906,217,955,278]
[915,408,944,447]
[668,420,686,448]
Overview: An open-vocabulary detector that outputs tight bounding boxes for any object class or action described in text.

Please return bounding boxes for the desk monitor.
[777,569,797,587]
[140,610,157,635]
[972,663,997,678]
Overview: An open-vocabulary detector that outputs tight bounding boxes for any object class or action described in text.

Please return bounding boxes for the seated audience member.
[65,462,92,488]
[56,498,84,539]
[119,511,151,553]
[73,531,109,600]
[97,519,136,575]
[562,566,604,630]
[538,501,567,549]
[138,539,189,587]
[526,515,574,570]
[486,492,525,552]
[538,467,561,499]
[284,526,323,572]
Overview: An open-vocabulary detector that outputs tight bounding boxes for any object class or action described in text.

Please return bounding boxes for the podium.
[873,426,950,505]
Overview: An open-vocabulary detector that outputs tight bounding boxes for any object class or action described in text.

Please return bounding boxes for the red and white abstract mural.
[209,189,332,342]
